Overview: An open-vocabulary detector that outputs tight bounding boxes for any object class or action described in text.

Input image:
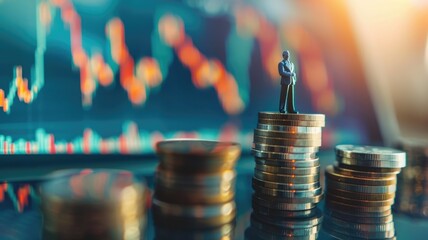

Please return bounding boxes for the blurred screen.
[0,0,381,155]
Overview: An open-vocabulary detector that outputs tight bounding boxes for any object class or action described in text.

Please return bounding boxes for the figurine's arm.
[290,62,297,84]
[278,62,293,77]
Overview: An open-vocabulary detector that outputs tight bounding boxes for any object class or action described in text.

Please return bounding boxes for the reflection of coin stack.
[324,145,406,239]
[155,222,235,240]
[395,139,428,217]
[153,139,241,234]
[248,112,325,239]
[245,209,323,240]
[40,169,147,240]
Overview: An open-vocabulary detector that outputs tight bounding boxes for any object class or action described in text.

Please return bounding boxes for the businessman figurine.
[278,50,298,114]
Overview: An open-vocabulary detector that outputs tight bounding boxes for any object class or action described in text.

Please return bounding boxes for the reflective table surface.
[0,151,427,239]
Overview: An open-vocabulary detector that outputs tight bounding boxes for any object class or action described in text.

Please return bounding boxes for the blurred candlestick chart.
[0,0,244,114]
[0,0,370,155]
[0,182,37,213]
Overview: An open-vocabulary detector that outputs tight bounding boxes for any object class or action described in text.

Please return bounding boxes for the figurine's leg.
[279,84,287,113]
[286,84,298,113]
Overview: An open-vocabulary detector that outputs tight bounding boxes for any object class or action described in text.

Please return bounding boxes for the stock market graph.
[0,0,377,155]
[0,182,36,212]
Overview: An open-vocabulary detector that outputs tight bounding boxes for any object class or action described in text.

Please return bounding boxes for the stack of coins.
[40,169,147,240]
[249,112,325,238]
[324,145,406,239]
[395,139,428,217]
[153,139,241,232]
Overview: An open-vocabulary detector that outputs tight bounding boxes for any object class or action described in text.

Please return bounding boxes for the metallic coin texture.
[323,144,406,239]
[153,139,241,229]
[257,124,322,133]
[335,145,406,162]
[258,112,326,121]
[250,112,325,231]
[40,169,147,240]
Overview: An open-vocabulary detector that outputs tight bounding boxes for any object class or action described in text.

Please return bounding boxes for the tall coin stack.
[324,145,406,239]
[395,139,428,217]
[248,112,325,239]
[153,139,241,236]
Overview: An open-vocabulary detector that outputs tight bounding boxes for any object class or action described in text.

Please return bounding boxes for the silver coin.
[252,143,319,153]
[254,170,319,184]
[257,124,322,133]
[253,177,320,190]
[335,145,406,161]
[252,149,317,160]
[255,164,320,176]
[254,129,322,139]
[252,185,323,198]
[255,158,320,168]
[258,112,326,121]
[326,179,396,194]
[258,118,325,127]
[253,135,322,147]
[337,156,406,168]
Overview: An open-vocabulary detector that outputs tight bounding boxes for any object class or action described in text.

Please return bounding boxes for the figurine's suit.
[278,60,297,113]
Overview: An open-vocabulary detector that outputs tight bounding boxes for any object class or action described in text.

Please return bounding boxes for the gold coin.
[325,166,397,186]
[326,193,395,207]
[156,139,241,173]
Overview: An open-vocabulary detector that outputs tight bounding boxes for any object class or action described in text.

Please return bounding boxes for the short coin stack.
[40,169,147,240]
[153,139,241,231]
[395,139,428,217]
[324,145,406,239]
[250,112,325,239]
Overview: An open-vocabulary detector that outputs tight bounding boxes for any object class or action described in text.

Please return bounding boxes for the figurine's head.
[282,50,290,60]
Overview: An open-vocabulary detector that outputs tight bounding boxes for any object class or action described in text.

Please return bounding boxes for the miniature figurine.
[278,50,298,114]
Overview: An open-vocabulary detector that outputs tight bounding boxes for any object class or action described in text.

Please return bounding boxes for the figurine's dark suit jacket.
[278,60,293,85]
[278,60,297,113]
